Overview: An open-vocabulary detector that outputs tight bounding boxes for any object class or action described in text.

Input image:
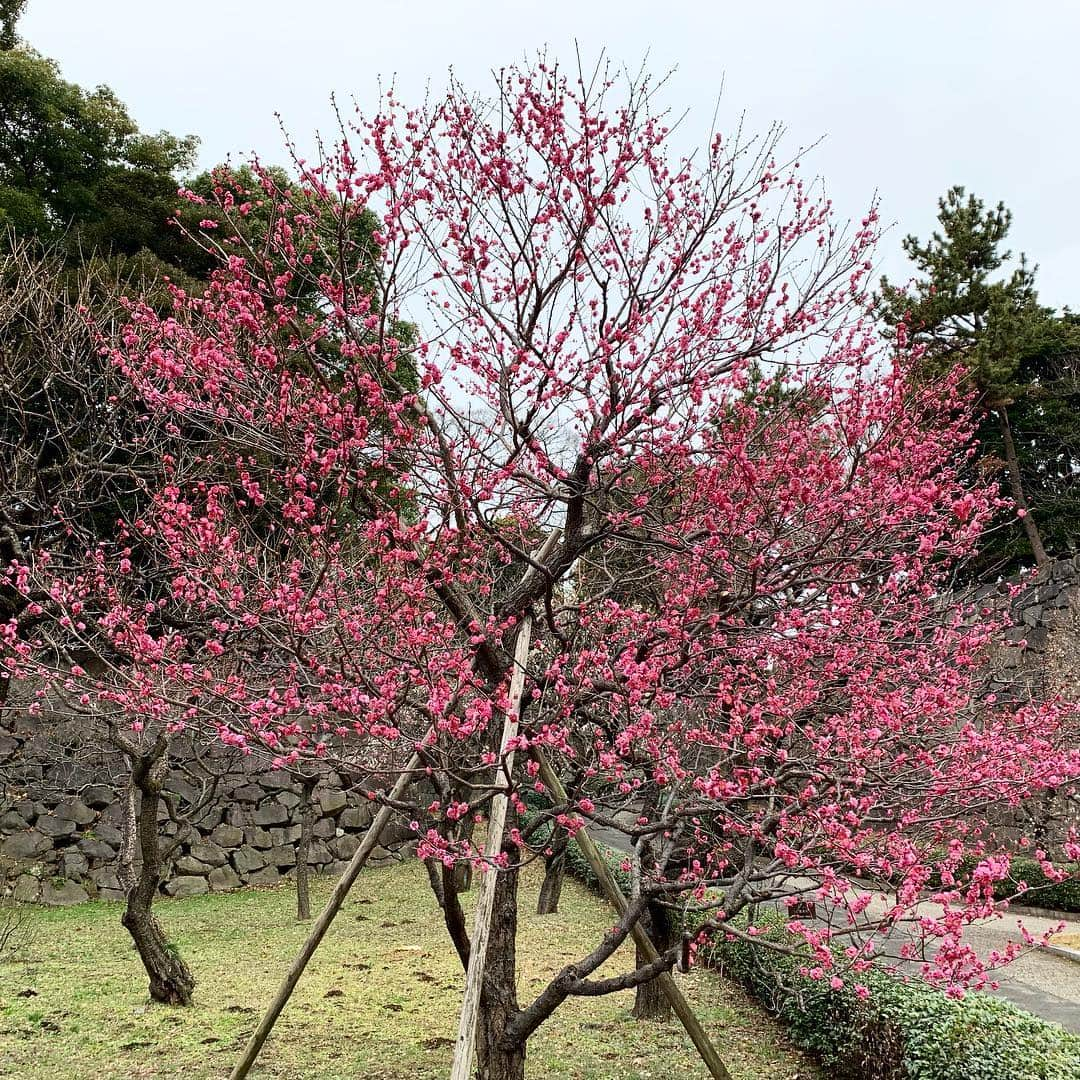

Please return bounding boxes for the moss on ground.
[0,861,818,1079]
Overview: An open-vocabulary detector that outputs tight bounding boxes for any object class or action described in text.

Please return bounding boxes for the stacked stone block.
[0,750,408,905]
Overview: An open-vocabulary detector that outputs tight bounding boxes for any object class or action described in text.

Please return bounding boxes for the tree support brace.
[530,748,734,1080]
[229,751,422,1080]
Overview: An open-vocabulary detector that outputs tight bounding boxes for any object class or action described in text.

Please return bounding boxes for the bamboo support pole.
[531,749,734,1080]
[229,751,422,1080]
[448,614,533,1080]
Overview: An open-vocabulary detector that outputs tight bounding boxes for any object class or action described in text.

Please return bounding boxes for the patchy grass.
[0,861,818,1079]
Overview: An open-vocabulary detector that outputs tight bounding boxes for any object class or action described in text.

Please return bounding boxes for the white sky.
[20,0,1080,309]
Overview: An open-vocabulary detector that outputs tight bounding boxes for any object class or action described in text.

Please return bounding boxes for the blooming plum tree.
[6,59,1079,1079]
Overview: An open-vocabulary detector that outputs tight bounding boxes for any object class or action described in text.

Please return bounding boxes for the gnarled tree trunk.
[633,901,674,1021]
[120,745,195,1006]
[474,865,526,1080]
[536,839,566,915]
[295,775,318,921]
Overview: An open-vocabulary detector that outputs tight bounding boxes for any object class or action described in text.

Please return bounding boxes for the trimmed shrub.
[994,857,1080,914]
[706,920,1080,1080]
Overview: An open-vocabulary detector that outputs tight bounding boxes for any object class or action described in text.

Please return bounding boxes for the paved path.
[950,911,1079,1031]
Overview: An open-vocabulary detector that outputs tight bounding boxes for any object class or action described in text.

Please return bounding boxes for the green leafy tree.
[0,36,197,273]
[0,1,26,52]
[879,186,1080,575]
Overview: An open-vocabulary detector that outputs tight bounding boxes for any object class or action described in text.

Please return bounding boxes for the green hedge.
[545,823,1080,1079]
[989,856,1080,914]
[705,920,1080,1080]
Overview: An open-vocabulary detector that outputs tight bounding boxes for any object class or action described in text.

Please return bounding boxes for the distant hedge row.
[554,830,1080,1079]
[984,856,1080,914]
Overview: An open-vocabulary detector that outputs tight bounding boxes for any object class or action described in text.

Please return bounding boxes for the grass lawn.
[0,860,818,1079]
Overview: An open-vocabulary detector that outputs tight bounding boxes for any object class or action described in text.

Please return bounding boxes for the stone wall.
[0,714,410,905]
[978,555,1080,700]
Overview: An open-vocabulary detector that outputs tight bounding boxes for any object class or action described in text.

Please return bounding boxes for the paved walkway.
[949,910,1079,1031]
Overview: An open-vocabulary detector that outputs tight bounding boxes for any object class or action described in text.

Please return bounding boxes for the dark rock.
[318,790,347,815]
[82,784,113,810]
[259,771,297,792]
[55,799,95,826]
[175,856,211,876]
[232,784,263,803]
[60,851,89,878]
[13,875,40,903]
[329,834,361,860]
[90,869,121,891]
[163,777,199,803]
[97,803,124,825]
[231,846,267,874]
[90,823,122,848]
[253,803,289,827]
[244,827,273,850]
[208,865,241,892]
[164,875,209,898]
[36,815,77,838]
[269,825,302,845]
[312,818,336,839]
[245,867,280,887]
[307,841,333,865]
[276,791,301,810]
[0,810,29,832]
[210,824,244,848]
[338,807,371,831]
[268,846,297,868]
[188,840,227,868]
[78,839,115,863]
[40,880,89,906]
[3,830,52,860]
[188,805,224,830]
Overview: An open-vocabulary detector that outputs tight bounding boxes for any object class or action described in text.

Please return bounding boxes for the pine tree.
[880,186,1080,575]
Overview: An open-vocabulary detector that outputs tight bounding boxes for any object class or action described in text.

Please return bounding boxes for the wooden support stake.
[230,751,422,1080]
[531,749,734,1080]
[449,614,533,1080]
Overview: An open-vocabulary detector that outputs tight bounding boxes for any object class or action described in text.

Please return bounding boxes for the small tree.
[7,62,1079,1079]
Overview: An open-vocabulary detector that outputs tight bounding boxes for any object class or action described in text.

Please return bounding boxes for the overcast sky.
[20,0,1080,308]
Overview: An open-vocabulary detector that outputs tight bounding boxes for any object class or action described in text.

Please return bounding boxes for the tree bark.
[633,902,674,1021]
[451,813,475,893]
[536,843,566,915]
[295,775,317,921]
[994,404,1050,569]
[474,866,526,1080]
[121,750,195,1006]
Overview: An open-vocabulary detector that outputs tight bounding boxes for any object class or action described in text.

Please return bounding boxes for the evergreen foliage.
[879,187,1080,576]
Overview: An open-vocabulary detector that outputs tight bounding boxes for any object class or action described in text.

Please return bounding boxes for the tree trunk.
[121,751,195,1006]
[451,813,475,893]
[295,776,317,921]
[536,844,565,915]
[995,404,1050,569]
[474,865,526,1080]
[117,772,137,893]
[633,902,674,1021]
